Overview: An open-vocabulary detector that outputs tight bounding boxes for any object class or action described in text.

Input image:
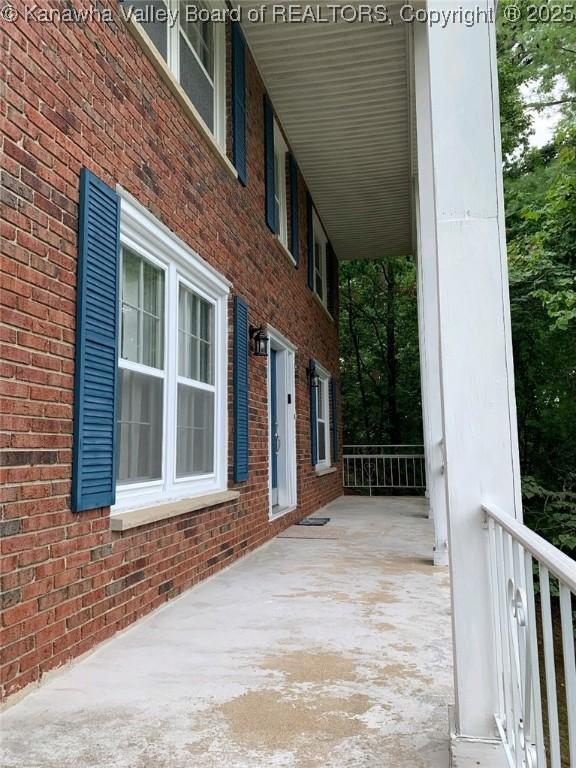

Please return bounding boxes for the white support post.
[413,1,523,740]
[412,34,449,568]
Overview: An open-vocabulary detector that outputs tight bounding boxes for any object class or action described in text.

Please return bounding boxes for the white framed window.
[115,191,230,511]
[128,0,226,149]
[315,364,331,470]
[273,120,288,248]
[312,211,328,307]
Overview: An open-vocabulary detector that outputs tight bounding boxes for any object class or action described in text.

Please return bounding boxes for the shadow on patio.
[0,497,453,768]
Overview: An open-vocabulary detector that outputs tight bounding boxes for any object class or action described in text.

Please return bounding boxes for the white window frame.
[312,210,328,308]
[273,120,288,249]
[143,0,226,150]
[114,190,230,512]
[314,362,331,471]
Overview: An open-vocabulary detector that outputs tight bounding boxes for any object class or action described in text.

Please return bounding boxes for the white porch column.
[412,38,448,569]
[413,1,523,740]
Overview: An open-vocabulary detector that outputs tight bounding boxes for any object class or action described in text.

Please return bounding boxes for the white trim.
[312,290,334,322]
[267,327,297,519]
[314,361,331,471]
[165,0,225,150]
[312,210,328,309]
[273,120,289,248]
[266,324,297,354]
[124,12,234,176]
[269,504,297,522]
[117,189,231,294]
[275,235,297,268]
[113,196,229,513]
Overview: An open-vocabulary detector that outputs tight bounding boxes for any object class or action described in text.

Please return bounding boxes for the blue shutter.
[306,192,314,290]
[330,377,339,463]
[309,359,318,466]
[289,154,299,266]
[263,95,276,233]
[327,242,337,316]
[72,168,120,512]
[233,296,249,482]
[232,22,247,186]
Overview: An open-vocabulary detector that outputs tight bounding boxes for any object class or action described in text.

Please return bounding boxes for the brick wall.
[1,3,342,701]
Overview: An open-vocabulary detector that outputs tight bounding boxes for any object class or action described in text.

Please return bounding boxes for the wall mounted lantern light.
[307,363,320,388]
[249,325,269,357]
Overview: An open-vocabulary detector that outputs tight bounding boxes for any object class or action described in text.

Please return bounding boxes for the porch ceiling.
[241,6,413,261]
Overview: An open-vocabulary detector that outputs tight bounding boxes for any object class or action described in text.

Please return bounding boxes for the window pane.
[199,300,212,343]
[123,249,140,306]
[142,260,164,368]
[177,385,215,477]
[143,259,162,316]
[142,313,162,369]
[317,382,324,417]
[180,1,213,73]
[117,369,163,484]
[318,421,326,462]
[178,284,214,384]
[126,0,168,61]
[179,24,214,130]
[199,341,211,383]
[314,241,324,299]
[121,250,164,369]
[121,304,139,364]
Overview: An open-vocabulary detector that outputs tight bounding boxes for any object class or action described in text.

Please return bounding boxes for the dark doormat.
[296,517,330,526]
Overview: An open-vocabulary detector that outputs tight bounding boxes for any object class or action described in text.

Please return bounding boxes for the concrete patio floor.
[0,496,453,768]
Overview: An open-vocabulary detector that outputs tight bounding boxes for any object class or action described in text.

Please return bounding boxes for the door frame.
[266,326,297,519]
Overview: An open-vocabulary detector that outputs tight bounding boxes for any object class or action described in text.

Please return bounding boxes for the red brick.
[1,15,342,705]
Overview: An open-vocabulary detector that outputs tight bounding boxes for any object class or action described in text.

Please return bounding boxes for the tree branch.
[525,97,576,109]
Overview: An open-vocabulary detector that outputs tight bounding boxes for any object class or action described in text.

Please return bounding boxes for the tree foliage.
[339,257,422,446]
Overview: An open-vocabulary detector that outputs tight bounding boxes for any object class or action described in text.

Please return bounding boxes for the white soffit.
[241,3,413,261]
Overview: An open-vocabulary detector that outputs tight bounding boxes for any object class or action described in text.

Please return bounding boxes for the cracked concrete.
[0,496,453,767]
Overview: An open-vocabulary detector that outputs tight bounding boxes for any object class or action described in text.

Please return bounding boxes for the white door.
[268,330,297,516]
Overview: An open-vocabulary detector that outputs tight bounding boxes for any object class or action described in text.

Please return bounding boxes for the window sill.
[124,17,238,182]
[275,236,297,267]
[312,291,334,322]
[315,466,337,477]
[110,490,240,532]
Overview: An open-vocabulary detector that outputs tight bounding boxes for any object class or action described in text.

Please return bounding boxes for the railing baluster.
[483,503,576,768]
[559,583,576,765]
[513,541,530,765]
[503,528,522,764]
[488,518,506,722]
[540,566,561,768]
[523,551,546,767]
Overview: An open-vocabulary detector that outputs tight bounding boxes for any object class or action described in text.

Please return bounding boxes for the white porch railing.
[343,445,426,492]
[484,503,576,768]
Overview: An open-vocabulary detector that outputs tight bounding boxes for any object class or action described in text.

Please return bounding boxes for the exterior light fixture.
[307,363,320,388]
[249,325,269,357]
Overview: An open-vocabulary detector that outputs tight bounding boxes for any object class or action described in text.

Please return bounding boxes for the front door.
[268,332,297,515]
[270,349,279,507]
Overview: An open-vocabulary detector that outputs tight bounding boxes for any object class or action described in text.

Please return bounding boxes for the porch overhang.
[241,4,414,261]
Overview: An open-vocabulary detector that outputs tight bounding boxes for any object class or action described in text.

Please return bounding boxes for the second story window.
[273,121,288,247]
[312,211,328,307]
[129,0,226,149]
